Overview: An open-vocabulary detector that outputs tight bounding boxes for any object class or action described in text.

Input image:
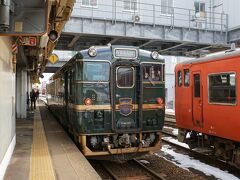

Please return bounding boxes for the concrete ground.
[4,102,101,180]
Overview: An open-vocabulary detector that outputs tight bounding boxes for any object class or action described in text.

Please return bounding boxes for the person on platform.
[30,89,37,110]
[36,89,40,103]
[26,91,30,110]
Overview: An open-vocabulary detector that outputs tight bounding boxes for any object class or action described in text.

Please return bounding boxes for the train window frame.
[116,66,135,88]
[76,60,111,83]
[141,62,165,84]
[184,69,190,87]
[208,72,237,106]
[178,70,182,87]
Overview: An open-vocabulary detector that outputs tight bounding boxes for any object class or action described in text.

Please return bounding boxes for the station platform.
[4,102,101,180]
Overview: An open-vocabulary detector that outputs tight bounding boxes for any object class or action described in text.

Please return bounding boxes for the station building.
[0,0,240,179]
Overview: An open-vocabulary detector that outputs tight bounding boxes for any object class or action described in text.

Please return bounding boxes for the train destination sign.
[114,48,138,59]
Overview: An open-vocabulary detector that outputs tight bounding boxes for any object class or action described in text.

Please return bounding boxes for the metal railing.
[71,0,228,32]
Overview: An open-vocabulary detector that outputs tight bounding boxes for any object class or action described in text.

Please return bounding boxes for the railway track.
[165,113,175,119]
[162,115,240,175]
[164,114,176,128]
[98,159,166,180]
[162,129,177,138]
[161,132,240,178]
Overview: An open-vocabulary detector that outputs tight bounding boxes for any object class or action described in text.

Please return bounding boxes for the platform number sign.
[48,54,59,64]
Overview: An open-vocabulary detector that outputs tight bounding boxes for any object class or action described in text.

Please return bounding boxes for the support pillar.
[16,68,27,118]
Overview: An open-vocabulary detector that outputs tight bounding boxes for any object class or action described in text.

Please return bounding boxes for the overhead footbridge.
[56,0,230,57]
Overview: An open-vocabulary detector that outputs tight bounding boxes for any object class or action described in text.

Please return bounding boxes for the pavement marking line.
[29,107,56,180]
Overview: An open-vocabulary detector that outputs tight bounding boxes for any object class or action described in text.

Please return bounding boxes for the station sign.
[48,54,59,64]
[19,37,37,46]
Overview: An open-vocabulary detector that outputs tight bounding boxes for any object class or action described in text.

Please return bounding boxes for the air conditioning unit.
[196,21,206,29]
[195,12,206,19]
[133,15,140,22]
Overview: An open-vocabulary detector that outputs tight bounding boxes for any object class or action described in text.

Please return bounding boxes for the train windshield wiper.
[147,77,155,86]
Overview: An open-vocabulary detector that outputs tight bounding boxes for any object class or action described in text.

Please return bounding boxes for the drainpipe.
[210,0,212,29]
[212,0,215,29]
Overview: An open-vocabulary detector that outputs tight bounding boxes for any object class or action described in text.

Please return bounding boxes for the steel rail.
[100,159,166,180]
[162,135,240,177]
[101,162,120,180]
[132,159,166,180]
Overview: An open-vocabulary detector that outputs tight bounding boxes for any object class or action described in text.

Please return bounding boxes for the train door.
[113,64,141,132]
[192,72,203,127]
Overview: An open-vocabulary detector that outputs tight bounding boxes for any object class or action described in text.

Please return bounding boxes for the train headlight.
[84,98,93,105]
[151,51,159,60]
[156,97,164,106]
[88,47,97,57]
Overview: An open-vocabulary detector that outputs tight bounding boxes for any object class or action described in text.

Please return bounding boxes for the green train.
[47,45,165,160]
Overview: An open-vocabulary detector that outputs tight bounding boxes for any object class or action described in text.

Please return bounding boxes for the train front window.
[117,67,134,88]
[77,62,110,81]
[208,73,236,104]
[143,64,164,82]
[178,71,182,87]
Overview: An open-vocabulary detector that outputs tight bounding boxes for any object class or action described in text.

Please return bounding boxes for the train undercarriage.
[75,132,161,160]
[178,129,240,168]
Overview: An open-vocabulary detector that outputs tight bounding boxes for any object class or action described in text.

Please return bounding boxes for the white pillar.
[27,73,31,93]
[16,69,27,118]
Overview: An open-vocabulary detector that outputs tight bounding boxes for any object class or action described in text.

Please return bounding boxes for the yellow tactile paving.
[29,107,56,180]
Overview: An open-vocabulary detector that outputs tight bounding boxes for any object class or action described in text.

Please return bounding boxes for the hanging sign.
[48,54,59,64]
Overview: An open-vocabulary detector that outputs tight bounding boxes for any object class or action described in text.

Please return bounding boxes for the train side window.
[163,64,165,81]
[208,73,236,104]
[117,67,134,88]
[184,69,190,86]
[178,71,182,87]
[194,74,200,97]
[69,71,73,101]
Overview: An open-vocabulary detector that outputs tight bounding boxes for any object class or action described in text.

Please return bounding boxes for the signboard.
[19,37,37,46]
[0,0,47,36]
[48,54,59,64]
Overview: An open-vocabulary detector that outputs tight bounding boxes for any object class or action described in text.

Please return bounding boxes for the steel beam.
[159,43,188,52]
[139,40,156,48]
[107,38,120,45]
[67,35,81,48]
[228,27,240,43]
[185,45,214,57]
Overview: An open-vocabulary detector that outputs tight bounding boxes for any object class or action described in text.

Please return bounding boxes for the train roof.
[73,45,164,62]
[180,49,240,65]
[50,45,164,80]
